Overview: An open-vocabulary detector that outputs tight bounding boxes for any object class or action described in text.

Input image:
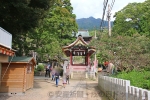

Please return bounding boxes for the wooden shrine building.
[62,30,96,73]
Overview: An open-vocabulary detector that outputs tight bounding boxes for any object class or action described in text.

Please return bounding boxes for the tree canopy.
[0,0,78,62]
[113,0,150,37]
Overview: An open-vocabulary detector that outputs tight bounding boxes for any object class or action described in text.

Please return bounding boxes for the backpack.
[66,75,69,79]
[55,73,59,79]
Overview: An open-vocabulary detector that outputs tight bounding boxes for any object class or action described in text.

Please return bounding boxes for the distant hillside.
[76,17,113,30]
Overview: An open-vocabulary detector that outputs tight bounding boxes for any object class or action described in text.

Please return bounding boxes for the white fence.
[98,75,150,100]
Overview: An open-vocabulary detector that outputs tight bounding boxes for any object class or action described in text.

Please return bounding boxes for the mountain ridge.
[76,16,113,30]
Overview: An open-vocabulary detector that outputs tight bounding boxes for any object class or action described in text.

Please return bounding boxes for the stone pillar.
[71,72,73,79]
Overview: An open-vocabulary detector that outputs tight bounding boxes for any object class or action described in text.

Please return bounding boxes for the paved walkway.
[0,76,108,100]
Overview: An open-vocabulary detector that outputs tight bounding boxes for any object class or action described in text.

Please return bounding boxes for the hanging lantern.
[9,53,12,56]
[3,50,6,54]
[1,49,3,54]
[1,49,5,54]
[73,51,75,55]
[6,51,9,55]
[80,52,82,55]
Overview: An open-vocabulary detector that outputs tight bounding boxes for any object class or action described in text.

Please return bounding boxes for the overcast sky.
[70,0,146,20]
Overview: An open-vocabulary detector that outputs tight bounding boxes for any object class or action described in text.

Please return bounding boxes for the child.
[51,69,55,81]
[62,75,67,88]
[66,67,70,84]
[55,72,59,87]
[66,74,69,84]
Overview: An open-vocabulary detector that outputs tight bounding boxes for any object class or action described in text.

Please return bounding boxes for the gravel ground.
[0,76,108,100]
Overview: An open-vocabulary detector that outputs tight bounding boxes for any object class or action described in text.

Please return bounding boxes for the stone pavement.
[0,76,108,100]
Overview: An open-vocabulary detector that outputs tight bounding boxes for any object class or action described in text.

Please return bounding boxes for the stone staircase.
[71,71,86,80]
[71,65,87,71]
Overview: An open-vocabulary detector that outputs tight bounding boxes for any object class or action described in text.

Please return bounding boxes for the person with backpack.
[45,63,51,78]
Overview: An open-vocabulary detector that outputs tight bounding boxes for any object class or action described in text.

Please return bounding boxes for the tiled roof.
[75,30,90,37]
[9,56,33,62]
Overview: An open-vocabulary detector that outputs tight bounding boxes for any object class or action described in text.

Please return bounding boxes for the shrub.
[37,64,45,71]
[34,69,39,75]
[112,70,150,90]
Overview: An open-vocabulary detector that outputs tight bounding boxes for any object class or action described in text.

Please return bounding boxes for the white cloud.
[70,0,146,20]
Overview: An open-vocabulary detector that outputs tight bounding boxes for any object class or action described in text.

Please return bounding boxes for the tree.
[0,0,54,56]
[27,0,78,62]
[45,0,78,37]
[138,0,150,37]
[113,2,143,36]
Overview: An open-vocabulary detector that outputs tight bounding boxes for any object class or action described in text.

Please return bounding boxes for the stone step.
[72,71,86,79]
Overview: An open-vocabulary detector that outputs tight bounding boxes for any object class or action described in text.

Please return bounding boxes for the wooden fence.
[98,75,150,100]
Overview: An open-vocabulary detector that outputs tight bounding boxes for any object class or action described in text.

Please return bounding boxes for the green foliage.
[34,69,39,74]
[26,0,78,62]
[113,1,150,37]
[0,0,77,61]
[0,0,55,56]
[0,0,78,62]
[112,70,150,90]
[89,30,150,72]
[36,64,45,71]
[113,3,142,35]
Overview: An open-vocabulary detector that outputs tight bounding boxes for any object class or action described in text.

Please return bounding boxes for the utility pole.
[107,4,111,37]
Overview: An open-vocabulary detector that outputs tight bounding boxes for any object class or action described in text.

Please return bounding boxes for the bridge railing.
[98,75,150,100]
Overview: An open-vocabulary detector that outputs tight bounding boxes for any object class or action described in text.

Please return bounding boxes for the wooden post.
[107,4,111,37]
[95,30,97,39]
[70,51,72,65]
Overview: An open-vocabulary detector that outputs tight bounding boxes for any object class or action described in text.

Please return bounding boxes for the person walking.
[51,68,55,81]
[45,64,51,78]
[62,74,67,88]
[55,72,60,87]
[66,67,70,84]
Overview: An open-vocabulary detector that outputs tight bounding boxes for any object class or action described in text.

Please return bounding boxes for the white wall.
[0,27,12,49]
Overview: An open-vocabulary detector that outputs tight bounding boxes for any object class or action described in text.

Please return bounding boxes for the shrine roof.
[62,36,88,49]
[75,30,90,37]
[72,30,92,37]
[62,36,96,57]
